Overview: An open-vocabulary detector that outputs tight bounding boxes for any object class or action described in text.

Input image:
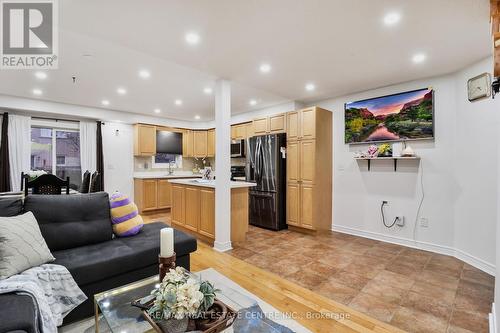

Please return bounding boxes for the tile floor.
[143,212,494,333]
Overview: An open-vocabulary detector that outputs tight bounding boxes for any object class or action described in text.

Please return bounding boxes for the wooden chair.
[24,174,70,196]
[81,170,91,193]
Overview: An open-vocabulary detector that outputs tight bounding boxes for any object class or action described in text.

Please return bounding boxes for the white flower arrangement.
[148,267,218,321]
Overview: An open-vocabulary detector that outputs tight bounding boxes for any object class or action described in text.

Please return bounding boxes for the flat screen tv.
[344,88,434,144]
[156,130,183,155]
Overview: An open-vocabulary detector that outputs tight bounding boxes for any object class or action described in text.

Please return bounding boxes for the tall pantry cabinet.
[286,107,332,231]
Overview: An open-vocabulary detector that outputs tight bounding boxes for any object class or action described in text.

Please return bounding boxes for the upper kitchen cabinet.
[245,122,254,138]
[252,114,286,136]
[193,130,208,157]
[134,124,156,156]
[207,129,215,157]
[286,107,320,141]
[231,123,248,140]
[182,130,194,157]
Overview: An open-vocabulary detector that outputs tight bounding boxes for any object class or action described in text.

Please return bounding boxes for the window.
[152,153,182,169]
[31,123,81,190]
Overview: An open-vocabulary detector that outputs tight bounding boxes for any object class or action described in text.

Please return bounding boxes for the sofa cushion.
[0,294,37,333]
[0,212,55,280]
[0,197,23,217]
[24,193,113,251]
[53,223,197,285]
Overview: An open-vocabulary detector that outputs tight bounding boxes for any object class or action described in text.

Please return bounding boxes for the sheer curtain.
[79,121,97,177]
[8,114,31,191]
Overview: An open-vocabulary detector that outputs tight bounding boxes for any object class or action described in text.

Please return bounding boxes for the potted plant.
[377,143,392,157]
[146,267,229,333]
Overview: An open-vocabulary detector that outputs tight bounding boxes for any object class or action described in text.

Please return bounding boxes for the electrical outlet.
[420,217,429,228]
[396,216,405,227]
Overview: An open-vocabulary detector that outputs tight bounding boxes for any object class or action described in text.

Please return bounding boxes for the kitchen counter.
[133,172,202,179]
[167,179,256,189]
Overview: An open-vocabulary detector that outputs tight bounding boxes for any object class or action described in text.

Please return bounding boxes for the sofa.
[0,192,197,332]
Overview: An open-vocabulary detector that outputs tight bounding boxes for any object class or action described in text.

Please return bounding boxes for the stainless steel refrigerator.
[246,133,287,230]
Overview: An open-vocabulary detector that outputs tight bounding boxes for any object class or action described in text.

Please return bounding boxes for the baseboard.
[213,241,232,252]
[490,303,497,333]
[332,225,495,276]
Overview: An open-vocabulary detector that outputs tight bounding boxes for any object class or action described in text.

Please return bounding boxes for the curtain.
[0,113,10,192]
[96,121,104,191]
[79,121,97,177]
[8,114,31,191]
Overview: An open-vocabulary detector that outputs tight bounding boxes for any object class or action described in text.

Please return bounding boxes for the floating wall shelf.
[354,156,420,172]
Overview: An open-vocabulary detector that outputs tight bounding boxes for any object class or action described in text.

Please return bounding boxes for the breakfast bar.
[167,179,256,244]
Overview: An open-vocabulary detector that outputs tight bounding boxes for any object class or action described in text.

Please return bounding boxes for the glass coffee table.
[94,270,289,333]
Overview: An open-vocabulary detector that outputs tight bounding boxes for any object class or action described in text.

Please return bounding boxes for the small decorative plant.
[378,143,392,157]
[366,145,379,158]
[147,267,218,322]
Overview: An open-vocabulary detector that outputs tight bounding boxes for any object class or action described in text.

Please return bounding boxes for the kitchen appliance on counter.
[231,139,245,158]
[231,165,246,181]
[246,133,287,231]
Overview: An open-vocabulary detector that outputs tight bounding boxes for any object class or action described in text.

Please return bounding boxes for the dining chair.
[24,174,70,196]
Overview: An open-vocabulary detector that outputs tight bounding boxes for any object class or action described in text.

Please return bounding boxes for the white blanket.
[0,264,87,333]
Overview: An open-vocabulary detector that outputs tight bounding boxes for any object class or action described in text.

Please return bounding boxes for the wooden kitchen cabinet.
[231,123,247,140]
[285,107,332,231]
[157,179,171,209]
[184,187,200,231]
[245,122,254,138]
[183,130,194,157]
[193,131,208,157]
[134,179,158,212]
[252,117,269,135]
[198,188,215,238]
[134,124,156,156]
[171,184,185,225]
[269,114,286,133]
[207,129,215,157]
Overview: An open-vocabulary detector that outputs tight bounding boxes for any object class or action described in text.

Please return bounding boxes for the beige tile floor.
[143,212,494,333]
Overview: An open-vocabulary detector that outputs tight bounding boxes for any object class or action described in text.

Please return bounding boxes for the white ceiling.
[0,0,492,121]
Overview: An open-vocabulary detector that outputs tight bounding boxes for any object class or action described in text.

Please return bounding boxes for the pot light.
[34,71,47,80]
[154,108,161,114]
[101,100,110,106]
[194,115,201,120]
[305,83,316,91]
[138,70,151,79]
[249,99,257,106]
[259,63,271,73]
[185,32,200,45]
[32,88,42,96]
[412,53,426,63]
[174,99,183,106]
[117,87,127,95]
[203,87,212,95]
[383,12,401,26]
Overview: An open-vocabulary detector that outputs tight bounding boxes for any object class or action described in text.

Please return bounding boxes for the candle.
[160,228,174,257]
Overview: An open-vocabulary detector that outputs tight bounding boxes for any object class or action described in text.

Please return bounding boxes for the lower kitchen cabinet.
[135,178,194,213]
[286,183,300,227]
[198,188,215,238]
[286,182,315,230]
[184,187,200,231]
[171,184,185,225]
[157,179,171,209]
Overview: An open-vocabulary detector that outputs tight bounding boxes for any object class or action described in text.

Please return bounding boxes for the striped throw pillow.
[109,192,144,237]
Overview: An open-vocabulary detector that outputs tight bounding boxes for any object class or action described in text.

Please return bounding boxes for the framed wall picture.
[467,73,491,102]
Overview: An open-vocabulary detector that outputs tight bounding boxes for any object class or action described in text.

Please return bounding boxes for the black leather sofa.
[0,193,197,332]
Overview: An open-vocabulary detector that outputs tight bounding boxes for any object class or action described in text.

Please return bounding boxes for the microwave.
[231,139,245,158]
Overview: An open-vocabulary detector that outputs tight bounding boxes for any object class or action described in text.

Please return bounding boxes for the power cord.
[381,201,399,228]
[412,159,425,244]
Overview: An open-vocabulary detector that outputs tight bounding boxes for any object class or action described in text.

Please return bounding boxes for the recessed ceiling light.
[32,88,42,96]
[174,99,183,106]
[412,53,426,63]
[383,12,401,26]
[117,87,127,95]
[203,87,212,94]
[101,100,110,106]
[249,99,257,106]
[259,63,271,73]
[305,83,316,91]
[185,32,200,45]
[138,69,151,79]
[34,71,47,80]
[194,115,201,120]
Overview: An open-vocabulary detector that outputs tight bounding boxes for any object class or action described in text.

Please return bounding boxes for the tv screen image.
[344,88,434,144]
[156,130,183,155]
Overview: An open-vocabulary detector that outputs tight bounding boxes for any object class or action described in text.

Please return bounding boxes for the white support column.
[214,79,232,252]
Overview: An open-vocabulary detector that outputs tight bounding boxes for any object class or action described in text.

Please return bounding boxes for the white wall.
[315,57,499,274]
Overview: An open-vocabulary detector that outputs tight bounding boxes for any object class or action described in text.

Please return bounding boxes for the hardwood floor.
[142,211,494,333]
